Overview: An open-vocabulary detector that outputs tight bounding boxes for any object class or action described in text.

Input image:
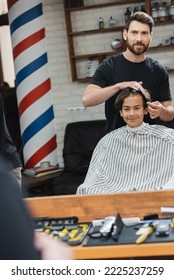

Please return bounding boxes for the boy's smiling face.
[120,94,148,128]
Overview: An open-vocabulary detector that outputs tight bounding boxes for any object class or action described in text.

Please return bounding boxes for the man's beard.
[126,40,150,55]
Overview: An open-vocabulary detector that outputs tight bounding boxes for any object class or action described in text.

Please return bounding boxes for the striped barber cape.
[76,122,174,194]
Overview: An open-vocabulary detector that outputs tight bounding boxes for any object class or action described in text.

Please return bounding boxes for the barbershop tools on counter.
[84,213,174,247]
[88,213,124,240]
[135,222,157,244]
[135,219,173,244]
[32,216,91,245]
[89,215,144,240]
[99,213,124,240]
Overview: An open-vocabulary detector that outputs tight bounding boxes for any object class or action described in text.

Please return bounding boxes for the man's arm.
[147,100,174,121]
[82,81,144,107]
[82,84,120,107]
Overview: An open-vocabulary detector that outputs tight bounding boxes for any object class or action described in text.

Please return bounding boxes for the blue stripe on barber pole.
[15,53,48,87]
[10,3,43,34]
[22,106,54,146]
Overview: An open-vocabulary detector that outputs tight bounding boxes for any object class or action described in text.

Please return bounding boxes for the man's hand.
[118,81,145,93]
[147,101,164,119]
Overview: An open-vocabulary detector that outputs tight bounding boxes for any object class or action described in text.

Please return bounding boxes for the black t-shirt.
[0,169,38,260]
[90,54,171,133]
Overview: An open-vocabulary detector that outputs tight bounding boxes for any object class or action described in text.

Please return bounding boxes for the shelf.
[76,77,92,83]
[72,44,174,60]
[70,19,174,37]
[167,69,174,73]
[154,19,174,26]
[76,67,174,83]
[65,1,143,12]
[72,50,121,60]
[149,44,174,52]
[75,67,174,83]
[69,26,124,36]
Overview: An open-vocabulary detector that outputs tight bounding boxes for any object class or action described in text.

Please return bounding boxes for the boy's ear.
[144,108,148,115]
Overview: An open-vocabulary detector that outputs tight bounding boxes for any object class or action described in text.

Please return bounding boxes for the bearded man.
[82,12,173,133]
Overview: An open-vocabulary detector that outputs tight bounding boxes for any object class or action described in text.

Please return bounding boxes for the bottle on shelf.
[151,6,158,21]
[162,1,169,21]
[158,2,165,21]
[124,7,132,24]
[141,5,146,13]
[133,7,139,13]
[155,2,159,10]
[154,2,159,21]
[98,17,104,29]
[109,16,115,27]
[169,0,174,19]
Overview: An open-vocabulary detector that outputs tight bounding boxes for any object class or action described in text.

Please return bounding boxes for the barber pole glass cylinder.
[7,0,58,168]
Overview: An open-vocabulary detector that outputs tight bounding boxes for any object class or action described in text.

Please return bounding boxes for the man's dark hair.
[114,88,151,111]
[125,11,154,32]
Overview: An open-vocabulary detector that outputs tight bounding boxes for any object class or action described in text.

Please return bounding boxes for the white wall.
[1,0,174,166]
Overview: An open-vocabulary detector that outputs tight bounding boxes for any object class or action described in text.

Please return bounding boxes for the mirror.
[5,1,174,199]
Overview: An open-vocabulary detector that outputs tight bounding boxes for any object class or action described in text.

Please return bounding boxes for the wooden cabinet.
[64,0,174,82]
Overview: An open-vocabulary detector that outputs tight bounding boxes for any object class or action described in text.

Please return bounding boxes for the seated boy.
[76,88,174,194]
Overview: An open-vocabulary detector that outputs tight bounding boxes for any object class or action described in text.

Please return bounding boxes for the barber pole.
[7,0,58,168]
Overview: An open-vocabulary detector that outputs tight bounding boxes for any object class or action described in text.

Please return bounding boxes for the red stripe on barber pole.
[8,0,18,9]
[13,28,45,59]
[25,135,57,168]
[18,78,51,117]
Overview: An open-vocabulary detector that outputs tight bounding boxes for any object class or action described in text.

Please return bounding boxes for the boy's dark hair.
[114,88,151,111]
[125,11,154,32]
